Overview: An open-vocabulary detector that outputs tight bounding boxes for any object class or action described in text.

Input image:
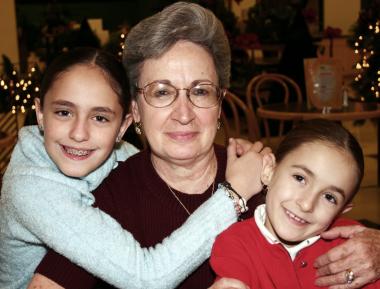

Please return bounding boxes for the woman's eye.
[55,110,71,117]
[192,88,209,96]
[324,193,338,205]
[94,115,109,123]
[154,89,171,97]
[293,174,305,183]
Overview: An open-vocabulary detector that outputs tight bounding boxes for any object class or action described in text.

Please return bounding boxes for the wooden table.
[257,101,380,184]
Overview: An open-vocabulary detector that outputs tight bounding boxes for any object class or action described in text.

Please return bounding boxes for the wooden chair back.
[0,111,25,175]
[246,73,302,140]
[220,91,260,145]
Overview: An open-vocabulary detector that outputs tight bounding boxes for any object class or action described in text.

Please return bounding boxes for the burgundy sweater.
[36,145,263,289]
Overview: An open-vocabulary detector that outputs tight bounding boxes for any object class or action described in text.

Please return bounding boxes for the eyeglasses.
[136,81,224,108]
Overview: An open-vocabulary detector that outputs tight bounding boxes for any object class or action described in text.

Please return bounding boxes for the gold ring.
[345,269,355,284]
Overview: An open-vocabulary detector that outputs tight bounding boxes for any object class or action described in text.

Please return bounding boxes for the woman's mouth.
[167,131,198,141]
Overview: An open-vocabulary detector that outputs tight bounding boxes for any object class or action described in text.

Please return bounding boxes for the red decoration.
[324,26,342,38]
[234,33,261,50]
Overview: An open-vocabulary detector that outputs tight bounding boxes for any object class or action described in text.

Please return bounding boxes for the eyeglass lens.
[143,82,220,108]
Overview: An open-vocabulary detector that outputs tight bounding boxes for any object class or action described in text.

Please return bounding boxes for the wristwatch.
[220,181,249,215]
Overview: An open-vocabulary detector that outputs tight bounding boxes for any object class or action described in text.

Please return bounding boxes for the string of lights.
[349,1,380,103]
[0,65,40,115]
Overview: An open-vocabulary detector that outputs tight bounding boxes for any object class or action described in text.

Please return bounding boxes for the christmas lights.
[0,65,40,114]
[348,1,380,102]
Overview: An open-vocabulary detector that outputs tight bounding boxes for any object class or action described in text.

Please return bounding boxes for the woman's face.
[35,65,131,177]
[132,41,221,165]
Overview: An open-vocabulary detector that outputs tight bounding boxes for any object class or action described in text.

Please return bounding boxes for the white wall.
[324,0,360,35]
[0,0,19,66]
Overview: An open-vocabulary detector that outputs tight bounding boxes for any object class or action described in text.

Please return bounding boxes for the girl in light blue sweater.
[0,48,265,289]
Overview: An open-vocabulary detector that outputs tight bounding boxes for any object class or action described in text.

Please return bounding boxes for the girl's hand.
[208,277,250,289]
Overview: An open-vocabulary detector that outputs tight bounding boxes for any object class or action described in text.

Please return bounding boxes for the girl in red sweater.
[211,119,380,289]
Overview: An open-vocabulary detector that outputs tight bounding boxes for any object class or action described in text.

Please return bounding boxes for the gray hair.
[123,1,231,98]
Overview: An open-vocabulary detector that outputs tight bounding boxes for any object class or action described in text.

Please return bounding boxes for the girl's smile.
[60,145,95,160]
[36,64,131,178]
[263,142,357,246]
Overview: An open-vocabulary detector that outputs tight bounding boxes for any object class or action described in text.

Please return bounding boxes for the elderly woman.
[28,2,380,289]
[25,2,265,289]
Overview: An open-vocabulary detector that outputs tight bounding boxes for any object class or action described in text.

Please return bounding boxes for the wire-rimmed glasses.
[136,80,224,108]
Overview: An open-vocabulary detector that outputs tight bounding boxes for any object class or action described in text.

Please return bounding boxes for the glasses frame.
[136,80,225,108]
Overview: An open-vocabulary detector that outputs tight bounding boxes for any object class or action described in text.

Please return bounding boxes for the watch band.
[219,181,249,215]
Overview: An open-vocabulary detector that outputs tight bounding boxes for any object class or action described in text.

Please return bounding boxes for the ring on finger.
[345,269,355,284]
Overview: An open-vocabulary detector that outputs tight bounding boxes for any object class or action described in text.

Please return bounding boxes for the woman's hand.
[225,138,271,200]
[314,225,380,288]
[208,277,250,289]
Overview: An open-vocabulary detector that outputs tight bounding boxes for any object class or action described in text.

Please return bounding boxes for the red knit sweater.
[36,145,263,289]
[211,217,380,289]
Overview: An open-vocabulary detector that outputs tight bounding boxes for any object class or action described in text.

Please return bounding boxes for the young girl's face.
[263,141,357,246]
[35,64,131,178]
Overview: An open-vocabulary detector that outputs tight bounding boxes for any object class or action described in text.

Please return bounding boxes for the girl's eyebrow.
[92,107,116,114]
[292,164,314,177]
[51,100,74,107]
[51,100,116,114]
[292,164,346,197]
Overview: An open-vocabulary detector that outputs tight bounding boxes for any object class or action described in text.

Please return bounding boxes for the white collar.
[254,204,320,261]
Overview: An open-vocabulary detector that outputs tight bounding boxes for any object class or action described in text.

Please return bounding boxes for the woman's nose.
[171,90,196,124]
[69,118,89,142]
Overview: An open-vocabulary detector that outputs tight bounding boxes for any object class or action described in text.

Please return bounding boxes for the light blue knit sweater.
[0,125,237,289]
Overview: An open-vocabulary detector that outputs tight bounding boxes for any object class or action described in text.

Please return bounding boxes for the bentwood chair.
[246,73,302,146]
[0,111,23,176]
[220,91,260,146]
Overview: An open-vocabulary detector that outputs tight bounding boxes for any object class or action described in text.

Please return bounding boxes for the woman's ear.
[261,153,276,185]
[217,89,227,118]
[34,98,44,127]
[131,100,141,122]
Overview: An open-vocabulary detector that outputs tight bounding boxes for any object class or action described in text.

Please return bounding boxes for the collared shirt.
[254,204,320,260]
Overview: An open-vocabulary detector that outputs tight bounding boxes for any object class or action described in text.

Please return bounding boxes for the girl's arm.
[6,174,237,289]
[6,133,265,289]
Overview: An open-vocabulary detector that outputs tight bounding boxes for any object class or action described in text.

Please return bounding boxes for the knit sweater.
[35,146,262,289]
[210,214,380,289]
[0,126,241,289]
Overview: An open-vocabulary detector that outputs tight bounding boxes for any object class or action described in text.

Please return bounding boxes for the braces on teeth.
[65,148,90,156]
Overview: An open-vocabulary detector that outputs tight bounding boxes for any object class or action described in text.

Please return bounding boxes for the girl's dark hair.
[39,47,130,116]
[276,119,364,197]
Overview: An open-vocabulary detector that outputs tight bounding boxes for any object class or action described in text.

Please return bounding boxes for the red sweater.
[210,217,380,289]
[36,145,263,289]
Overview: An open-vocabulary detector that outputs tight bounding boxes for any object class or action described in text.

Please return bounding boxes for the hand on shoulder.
[314,225,380,288]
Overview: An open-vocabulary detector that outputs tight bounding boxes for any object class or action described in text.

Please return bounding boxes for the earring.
[38,124,44,132]
[261,185,268,196]
[217,119,221,130]
[116,135,122,143]
[134,122,142,135]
